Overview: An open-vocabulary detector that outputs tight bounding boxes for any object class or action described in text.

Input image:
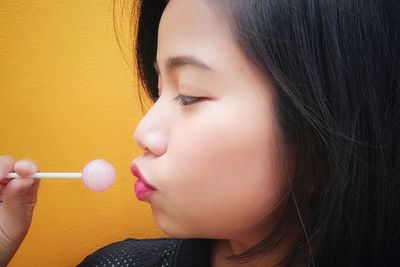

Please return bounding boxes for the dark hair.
[124,0,400,266]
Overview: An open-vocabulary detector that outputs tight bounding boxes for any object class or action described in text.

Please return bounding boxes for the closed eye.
[174,94,206,106]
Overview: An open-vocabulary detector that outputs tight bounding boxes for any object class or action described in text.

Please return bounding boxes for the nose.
[134,101,169,157]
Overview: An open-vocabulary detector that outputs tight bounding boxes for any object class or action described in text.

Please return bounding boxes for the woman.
[1,0,399,266]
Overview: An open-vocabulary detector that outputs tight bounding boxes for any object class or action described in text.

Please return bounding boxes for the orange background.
[0,1,164,266]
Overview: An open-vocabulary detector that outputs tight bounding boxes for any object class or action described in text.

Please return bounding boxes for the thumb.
[2,177,37,211]
[0,177,40,243]
[2,159,40,212]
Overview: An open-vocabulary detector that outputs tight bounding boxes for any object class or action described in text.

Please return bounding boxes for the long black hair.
[119,0,400,266]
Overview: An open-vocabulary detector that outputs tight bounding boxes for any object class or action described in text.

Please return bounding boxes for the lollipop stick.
[5,172,82,179]
[2,159,115,192]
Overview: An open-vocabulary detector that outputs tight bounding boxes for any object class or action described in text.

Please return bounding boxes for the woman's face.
[134,0,293,242]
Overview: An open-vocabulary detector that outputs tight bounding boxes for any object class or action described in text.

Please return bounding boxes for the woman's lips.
[130,163,156,201]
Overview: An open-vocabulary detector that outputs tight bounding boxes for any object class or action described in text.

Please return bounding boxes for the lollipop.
[5,159,116,192]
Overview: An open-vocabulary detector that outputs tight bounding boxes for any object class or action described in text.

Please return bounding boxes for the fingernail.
[29,163,38,173]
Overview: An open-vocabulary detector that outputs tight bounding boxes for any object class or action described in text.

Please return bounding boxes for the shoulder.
[77,238,180,267]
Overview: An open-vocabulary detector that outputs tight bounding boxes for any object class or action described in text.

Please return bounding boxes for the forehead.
[156,0,272,97]
[156,0,233,68]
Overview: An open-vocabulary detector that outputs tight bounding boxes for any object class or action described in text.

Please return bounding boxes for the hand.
[0,156,41,267]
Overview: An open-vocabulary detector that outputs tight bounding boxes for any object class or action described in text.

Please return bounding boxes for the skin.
[0,1,296,266]
[133,0,296,265]
[0,156,40,267]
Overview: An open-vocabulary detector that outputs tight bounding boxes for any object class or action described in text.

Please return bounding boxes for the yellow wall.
[0,1,164,266]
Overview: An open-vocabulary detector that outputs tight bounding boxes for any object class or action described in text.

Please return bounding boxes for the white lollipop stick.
[5,159,116,192]
[5,172,82,179]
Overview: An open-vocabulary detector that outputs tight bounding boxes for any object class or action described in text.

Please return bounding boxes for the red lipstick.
[130,163,156,201]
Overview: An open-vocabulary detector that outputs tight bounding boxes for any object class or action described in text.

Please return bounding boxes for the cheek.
[155,106,288,236]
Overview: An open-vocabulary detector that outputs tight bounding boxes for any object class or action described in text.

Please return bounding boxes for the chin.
[156,221,195,238]
[153,215,203,238]
[151,206,218,239]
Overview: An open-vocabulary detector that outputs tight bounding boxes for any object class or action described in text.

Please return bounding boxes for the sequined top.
[77,238,212,267]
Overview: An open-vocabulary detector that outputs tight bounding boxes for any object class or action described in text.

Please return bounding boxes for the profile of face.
[134,0,294,243]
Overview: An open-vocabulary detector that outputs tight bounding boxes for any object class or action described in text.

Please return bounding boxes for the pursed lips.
[130,162,156,190]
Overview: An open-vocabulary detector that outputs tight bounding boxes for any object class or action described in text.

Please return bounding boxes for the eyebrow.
[154,56,213,74]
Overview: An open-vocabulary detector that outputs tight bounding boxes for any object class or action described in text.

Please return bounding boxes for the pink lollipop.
[81,159,116,192]
[5,159,116,192]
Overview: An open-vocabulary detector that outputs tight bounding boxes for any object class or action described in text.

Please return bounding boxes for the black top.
[77,238,213,267]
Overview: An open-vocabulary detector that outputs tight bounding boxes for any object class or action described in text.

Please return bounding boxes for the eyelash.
[152,93,205,106]
[174,94,205,106]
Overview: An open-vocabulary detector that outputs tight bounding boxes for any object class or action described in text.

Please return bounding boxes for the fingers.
[0,156,40,266]
[14,159,39,177]
[0,156,39,179]
[0,157,40,203]
[1,166,40,229]
[3,178,35,202]
[0,177,39,249]
[1,173,40,207]
[0,155,17,180]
